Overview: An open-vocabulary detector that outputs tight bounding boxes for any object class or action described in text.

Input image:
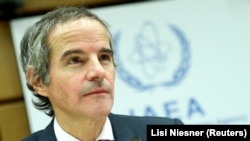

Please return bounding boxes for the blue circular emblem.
[113,21,191,90]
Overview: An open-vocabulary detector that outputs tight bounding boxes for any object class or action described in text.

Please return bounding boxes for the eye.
[99,54,111,62]
[69,56,82,64]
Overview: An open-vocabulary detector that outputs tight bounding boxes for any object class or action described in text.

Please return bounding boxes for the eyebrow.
[100,48,113,56]
[60,48,113,61]
[60,49,84,61]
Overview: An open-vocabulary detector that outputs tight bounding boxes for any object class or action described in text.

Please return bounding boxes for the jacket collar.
[108,113,139,141]
[38,118,57,141]
[37,113,136,141]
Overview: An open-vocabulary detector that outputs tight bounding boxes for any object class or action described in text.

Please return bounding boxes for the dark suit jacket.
[22,113,183,141]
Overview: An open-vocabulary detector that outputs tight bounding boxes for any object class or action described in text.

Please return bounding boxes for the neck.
[56,115,107,141]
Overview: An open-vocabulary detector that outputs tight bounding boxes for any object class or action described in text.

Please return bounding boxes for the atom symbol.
[129,21,172,78]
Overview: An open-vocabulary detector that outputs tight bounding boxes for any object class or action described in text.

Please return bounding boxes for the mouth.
[84,88,109,96]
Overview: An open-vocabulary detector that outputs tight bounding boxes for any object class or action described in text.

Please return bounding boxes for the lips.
[84,88,109,96]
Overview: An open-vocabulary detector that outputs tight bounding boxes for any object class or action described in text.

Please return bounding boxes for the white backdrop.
[10,0,250,132]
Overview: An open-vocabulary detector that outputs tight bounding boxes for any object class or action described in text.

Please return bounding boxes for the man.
[20,5,183,141]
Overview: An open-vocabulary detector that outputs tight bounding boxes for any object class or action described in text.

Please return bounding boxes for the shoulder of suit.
[22,130,43,141]
[109,113,184,125]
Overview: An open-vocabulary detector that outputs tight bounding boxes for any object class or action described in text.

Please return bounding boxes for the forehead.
[47,17,110,51]
[49,17,108,39]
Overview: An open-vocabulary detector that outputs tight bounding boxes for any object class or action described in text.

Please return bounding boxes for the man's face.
[41,18,115,119]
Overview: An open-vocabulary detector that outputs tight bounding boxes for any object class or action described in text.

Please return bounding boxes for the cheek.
[50,71,83,97]
[106,69,115,85]
[61,75,83,93]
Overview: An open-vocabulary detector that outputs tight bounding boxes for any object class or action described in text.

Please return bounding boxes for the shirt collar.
[54,117,114,141]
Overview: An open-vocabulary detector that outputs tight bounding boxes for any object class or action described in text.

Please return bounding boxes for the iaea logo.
[113,21,191,90]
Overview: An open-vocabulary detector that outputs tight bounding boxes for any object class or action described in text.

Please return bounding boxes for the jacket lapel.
[38,118,57,141]
[109,114,138,141]
[38,114,138,141]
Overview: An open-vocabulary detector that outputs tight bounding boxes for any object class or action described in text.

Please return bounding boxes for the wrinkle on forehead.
[48,18,109,53]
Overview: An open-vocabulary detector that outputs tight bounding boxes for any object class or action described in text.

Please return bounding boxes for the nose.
[86,58,105,81]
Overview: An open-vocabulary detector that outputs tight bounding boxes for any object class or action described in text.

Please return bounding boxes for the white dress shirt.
[54,117,114,141]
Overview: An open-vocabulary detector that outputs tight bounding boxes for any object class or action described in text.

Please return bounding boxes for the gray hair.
[20,5,114,117]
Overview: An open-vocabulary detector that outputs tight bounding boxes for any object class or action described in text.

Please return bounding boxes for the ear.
[26,66,49,97]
